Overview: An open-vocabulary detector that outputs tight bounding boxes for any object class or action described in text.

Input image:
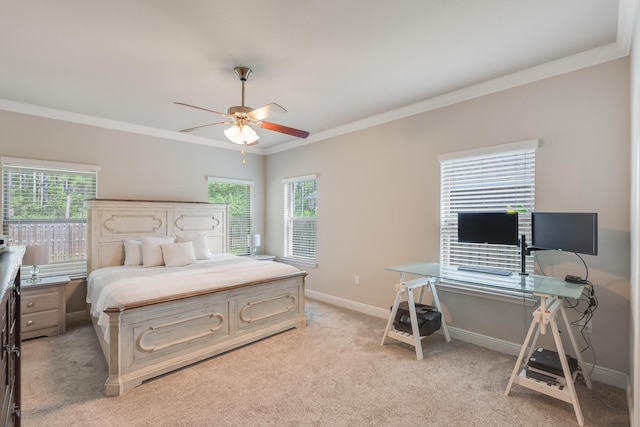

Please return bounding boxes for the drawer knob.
[26,320,33,326]
[26,302,35,308]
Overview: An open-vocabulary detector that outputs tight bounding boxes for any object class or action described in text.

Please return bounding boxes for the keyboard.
[457,265,513,276]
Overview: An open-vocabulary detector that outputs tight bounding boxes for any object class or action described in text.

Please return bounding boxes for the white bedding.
[87,254,300,339]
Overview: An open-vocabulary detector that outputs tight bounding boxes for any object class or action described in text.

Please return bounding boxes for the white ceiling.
[0,1,634,154]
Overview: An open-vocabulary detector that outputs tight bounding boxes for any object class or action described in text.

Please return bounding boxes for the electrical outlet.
[354,275,360,285]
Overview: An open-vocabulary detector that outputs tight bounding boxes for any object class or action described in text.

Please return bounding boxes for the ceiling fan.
[175,66,310,147]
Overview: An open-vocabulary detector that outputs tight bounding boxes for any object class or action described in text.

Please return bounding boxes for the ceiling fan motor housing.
[228,105,253,116]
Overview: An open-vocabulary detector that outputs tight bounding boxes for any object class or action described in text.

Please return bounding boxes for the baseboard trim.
[305,289,628,389]
[66,310,89,325]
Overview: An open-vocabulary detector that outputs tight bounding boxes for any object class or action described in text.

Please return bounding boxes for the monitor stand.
[519,235,528,276]
[520,236,549,275]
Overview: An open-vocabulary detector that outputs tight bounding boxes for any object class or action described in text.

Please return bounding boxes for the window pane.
[2,162,98,278]
[292,181,317,217]
[208,179,252,255]
[284,177,317,264]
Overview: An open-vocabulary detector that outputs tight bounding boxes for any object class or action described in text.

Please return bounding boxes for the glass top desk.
[384,262,591,425]
[385,262,584,299]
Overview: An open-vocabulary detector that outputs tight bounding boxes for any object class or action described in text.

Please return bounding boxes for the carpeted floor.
[21,299,629,426]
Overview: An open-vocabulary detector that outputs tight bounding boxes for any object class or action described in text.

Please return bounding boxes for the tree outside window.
[208,178,252,255]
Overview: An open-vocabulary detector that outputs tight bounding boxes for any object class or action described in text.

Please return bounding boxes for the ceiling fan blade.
[248,103,287,121]
[179,121,230,133]
[258,121,310,139]
[174,102,227,116]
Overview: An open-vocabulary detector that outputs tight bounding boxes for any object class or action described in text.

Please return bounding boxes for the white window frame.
[1,156,100,278]
[439,140,538,296]
[207,176,253,255]
[282,174,317,267]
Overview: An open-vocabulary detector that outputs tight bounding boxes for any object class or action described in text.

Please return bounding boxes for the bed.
[86,199,307,396]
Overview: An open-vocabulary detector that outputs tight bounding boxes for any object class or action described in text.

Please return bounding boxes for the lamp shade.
[224,125,243,144]
[224,125,260,145]
[240,125,259,143]
[23,245,50,266]
[247,234,261,248]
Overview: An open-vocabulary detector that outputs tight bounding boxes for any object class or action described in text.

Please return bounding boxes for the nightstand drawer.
[22,310,59,332]
[22,290,59,314]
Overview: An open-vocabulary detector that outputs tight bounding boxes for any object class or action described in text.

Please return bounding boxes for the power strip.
[564,275,584,284]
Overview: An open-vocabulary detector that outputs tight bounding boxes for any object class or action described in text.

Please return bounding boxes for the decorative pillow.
[175,232,212,260]
[161,242,196,268]
[141,236,175,267]
[123,239,143,266]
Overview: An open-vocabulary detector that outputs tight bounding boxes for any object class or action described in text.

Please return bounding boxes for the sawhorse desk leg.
[381,277,451,360]
[504,295,592,426]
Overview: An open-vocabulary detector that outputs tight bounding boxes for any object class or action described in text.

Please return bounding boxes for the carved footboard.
[91,273,306,396]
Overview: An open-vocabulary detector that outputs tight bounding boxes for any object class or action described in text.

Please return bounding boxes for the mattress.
[87,254,300,338]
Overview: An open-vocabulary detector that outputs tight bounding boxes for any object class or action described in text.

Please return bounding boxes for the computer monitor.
[531,212,598,256]
[457,212,519,246]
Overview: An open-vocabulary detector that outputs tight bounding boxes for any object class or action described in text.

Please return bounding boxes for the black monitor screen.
[457,212,519,246]
[531,212,598,255]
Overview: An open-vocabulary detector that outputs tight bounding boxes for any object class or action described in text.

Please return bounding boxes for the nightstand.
[21,275,69,340]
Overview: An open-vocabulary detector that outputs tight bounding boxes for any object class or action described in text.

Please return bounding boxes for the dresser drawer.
[22,290,59,314]
[22,310,59,332]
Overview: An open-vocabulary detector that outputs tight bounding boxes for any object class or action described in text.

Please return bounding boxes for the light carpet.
[21,299,629,426]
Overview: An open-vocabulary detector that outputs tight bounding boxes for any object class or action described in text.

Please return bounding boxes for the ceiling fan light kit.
[175,66,310,162]
[224,124,259,145]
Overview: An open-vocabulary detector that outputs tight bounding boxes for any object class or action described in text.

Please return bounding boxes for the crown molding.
[1,0,635,159]
[0,40,627,159]
[265,42,628,155]
[618,0,639,54]
[0,98,266,155]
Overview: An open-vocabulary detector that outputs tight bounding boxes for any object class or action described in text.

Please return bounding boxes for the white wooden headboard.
[87,199,228,273]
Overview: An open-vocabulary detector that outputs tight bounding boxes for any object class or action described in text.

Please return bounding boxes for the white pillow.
[161,242,196,268]
[141,236,175,267]
[123,239,143,266]
[175,232,212,260]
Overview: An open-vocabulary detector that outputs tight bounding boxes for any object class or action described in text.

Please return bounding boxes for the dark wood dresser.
[0,247,23,427]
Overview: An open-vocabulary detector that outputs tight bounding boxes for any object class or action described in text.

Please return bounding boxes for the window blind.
[439,142,537,279]
[283,175,317,266]
[2,157,99,278]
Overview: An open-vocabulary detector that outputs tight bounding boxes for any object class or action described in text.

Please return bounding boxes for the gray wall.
[266,58,631,375]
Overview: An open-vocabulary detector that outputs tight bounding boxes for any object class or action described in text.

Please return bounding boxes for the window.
[439,140,538,290]
[2,157,99,278]
[283,174,317,266]
[208,177,252,255]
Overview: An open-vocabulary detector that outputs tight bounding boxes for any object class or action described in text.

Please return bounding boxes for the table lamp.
[23,244,50,282]
[247,234,261,258]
